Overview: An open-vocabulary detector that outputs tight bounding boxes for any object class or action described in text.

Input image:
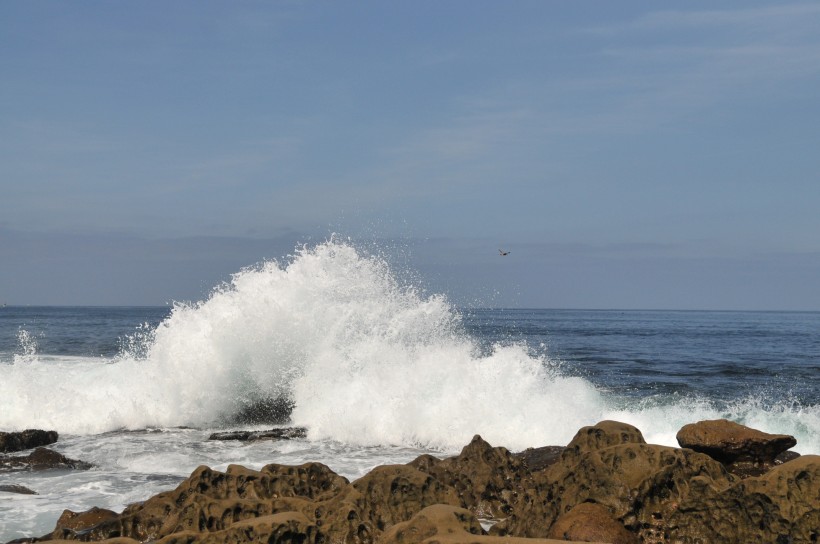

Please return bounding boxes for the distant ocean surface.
[1,240,818,540]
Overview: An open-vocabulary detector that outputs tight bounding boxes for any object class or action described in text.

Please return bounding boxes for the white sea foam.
[0,239,817,454]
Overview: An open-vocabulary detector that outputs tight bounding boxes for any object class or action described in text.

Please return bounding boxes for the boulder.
[55,507,119,533]
[676,419,797,473]
[546,502,638,544]
[0,430,58,453]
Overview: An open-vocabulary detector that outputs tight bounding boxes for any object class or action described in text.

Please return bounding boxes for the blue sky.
[1,1,819,309]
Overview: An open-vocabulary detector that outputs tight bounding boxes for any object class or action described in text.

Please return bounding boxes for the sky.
[1,1,819,310]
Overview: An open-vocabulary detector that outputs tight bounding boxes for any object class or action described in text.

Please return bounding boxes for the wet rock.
[546,502,638,543]
[0,447,92,472]
[514,445,564,472]
[0,484,38,495]
[0,430,58,453]
[676,419,797,472]
[208,427,307,441]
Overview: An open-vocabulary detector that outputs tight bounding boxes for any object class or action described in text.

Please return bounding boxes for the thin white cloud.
[589,3,820,33]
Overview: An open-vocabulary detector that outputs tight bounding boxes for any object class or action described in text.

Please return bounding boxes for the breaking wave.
[1,239,817,453]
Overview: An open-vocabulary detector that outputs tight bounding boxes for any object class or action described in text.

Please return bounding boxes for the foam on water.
[0,239,818,453]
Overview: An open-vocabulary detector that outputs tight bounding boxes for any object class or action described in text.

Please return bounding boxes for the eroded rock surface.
[14,420,820,544]
[546,502,638,544]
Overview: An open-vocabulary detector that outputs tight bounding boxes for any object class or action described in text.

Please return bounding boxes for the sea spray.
[0,239,817,454]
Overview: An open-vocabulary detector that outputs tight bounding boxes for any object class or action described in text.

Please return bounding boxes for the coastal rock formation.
[665,454,820,543]
[499,421,735,541]
[15,420,820,544]
[0,430,58,453]
[0,447,92,473]
[676,418,798,477]
[408,434,530,520]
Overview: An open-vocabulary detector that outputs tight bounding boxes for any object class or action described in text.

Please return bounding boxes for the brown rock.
[380,504,484,544]
[408,434,529,520]
[154,511,318,544]
[504,421,734,542]
[559,420,646,466]
[546,502,637,543]
[352,464,461,531]
[381,504,595,544]
[55,507,119,533]
[0,430,58,453]
[25,424,820,544]
[676,419,797,468]
[667,454,820,543]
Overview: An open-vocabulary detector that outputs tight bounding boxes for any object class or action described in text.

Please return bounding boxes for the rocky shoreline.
[2,419,818,543]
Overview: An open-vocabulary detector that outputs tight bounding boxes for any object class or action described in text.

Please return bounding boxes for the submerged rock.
[207,427,307,441]
[0,430,58,453]
[0,447,92,473]
[0,484,38,495]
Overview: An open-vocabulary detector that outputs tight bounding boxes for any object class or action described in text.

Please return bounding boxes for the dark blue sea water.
[464,308,820,407]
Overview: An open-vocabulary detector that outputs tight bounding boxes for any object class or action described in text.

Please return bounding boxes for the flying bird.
[499,249,510,256]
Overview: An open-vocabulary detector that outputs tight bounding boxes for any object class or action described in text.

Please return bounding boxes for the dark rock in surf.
[676,418,798,475]
[208,426,307,441]
[513,445,564,472]
[0,430,58,453]
[0,447,92,473]
[0,484,38,495]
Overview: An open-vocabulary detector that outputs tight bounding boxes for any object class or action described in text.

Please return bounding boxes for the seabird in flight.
[499,249,510,256]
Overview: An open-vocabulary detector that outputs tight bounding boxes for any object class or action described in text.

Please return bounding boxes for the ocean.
[1,240,818,541]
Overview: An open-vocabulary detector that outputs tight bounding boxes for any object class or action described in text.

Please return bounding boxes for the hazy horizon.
[2,2,819,310]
